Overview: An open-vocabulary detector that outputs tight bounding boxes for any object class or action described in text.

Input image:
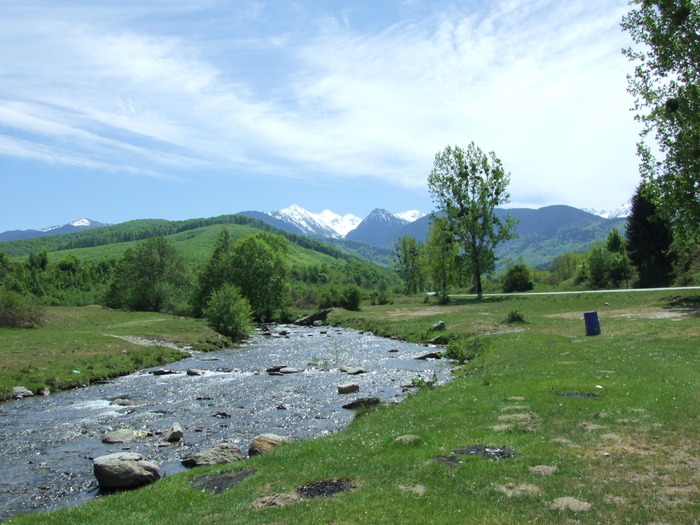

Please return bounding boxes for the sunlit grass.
[6,291,699,524]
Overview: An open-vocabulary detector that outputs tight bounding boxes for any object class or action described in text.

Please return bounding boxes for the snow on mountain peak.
[395,210,424,222]
[317,210,362,237]
[583,203,632,219]
[268,205,423,238]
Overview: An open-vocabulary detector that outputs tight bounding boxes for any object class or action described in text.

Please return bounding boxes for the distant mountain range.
[0,204,630,269]
[0,219,106,242]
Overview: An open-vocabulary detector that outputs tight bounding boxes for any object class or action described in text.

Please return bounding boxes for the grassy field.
[0,306,227,401]
[5,291,700,524]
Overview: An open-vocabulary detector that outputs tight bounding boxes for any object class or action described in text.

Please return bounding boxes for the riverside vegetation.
[5,289,698,524]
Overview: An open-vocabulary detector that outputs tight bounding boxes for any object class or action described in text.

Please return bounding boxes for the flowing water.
[0,326,450,520]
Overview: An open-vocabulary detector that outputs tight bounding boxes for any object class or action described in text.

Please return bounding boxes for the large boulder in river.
[93,452,161,490]
[248,434,286,456]
[181,443,244,468]
[294,308,332,326]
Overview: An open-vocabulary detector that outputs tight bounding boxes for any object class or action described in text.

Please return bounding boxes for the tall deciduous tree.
[428,143,517,298]
[230,233,289,321]
[621,0,700,241]
[105,236,190,312]
[626,184,675,287]
[391,235,424,295]
[424,215,461,302]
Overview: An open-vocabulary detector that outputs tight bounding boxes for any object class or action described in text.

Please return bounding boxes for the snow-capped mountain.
[269,205,341,238]
[317,210,363,237]
[345,209,410,246]
[395,210,425,222]
[265,204,419,239]
[0,219,106,242]
[583,203,632,220]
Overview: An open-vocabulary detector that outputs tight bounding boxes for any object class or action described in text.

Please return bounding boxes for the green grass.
[0,306,226,400]
[6,291,700,524]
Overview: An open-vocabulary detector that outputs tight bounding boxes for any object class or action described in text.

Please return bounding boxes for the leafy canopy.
[428,142,517,297]
[621,0,700,241]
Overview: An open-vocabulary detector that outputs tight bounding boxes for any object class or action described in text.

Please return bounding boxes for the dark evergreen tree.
[626,185,675,287]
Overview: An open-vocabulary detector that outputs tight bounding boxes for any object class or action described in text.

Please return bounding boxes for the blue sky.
[1,0,640,231]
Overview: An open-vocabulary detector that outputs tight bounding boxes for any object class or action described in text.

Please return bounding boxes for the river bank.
[0,324,450,520]
[6,291,699,524]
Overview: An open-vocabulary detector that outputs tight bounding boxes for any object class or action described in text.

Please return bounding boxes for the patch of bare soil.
[398,484,427,496]
[296,478,357,498]
[550,497,592,512]
[583,431,700,510]
[496,482,541,498]
[547,306,696,321]
[529,465,558,476]
[501,405,529,411]
[385,305,476,319]
[250,492,303,509]
[498,413,533,422]
[107,334,185,350]
[578,422,607,432]
[189,468,255,494]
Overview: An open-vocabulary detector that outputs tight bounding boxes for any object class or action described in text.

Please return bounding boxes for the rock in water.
[248,434,286,456]
[93,452,161,490]
[12,386,34,399]
[164,422,184,443]
[337,383,360,394]
[342,397,381,410]
[102,429,138,444]
[181,444,244,468]
[294,309,332,326]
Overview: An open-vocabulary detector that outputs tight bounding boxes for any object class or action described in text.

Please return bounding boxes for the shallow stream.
[0,326,450,520]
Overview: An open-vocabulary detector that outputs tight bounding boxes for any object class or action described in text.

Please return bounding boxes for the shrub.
[203,284,254,341]
[445,337,484,364]
[502,264,534,293]
[504,310,525,323]
[340,284,362,311]
[0,288,44,328]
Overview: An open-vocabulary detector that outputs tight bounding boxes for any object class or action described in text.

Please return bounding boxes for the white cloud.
[0,0,640,209]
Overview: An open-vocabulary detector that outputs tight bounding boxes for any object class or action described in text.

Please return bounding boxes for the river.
[0,325,450,520]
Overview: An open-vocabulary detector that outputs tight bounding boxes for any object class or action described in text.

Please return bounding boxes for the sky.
[1,0,642,232]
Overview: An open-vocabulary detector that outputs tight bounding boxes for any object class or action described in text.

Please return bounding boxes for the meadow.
[5,289,699,524]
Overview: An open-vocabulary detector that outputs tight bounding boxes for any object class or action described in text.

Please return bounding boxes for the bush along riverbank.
[7,290,700,524]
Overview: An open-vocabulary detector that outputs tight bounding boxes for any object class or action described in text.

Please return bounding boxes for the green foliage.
[191,227,234,317]
[583,232,633,290]
[626,184,675,287]
[203,283,253,341]
[428,142,518,298]
[501,263,534,293]
[622,0,700,242]
[391,235,424,295]
[504,310,525,323]
[230,233,290,321]
[546,252,584,285]
[0,288,44,328]
[424,215,461,301]
[340,284,362,311]
[445,336,484,364]
[105,237,191,313]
